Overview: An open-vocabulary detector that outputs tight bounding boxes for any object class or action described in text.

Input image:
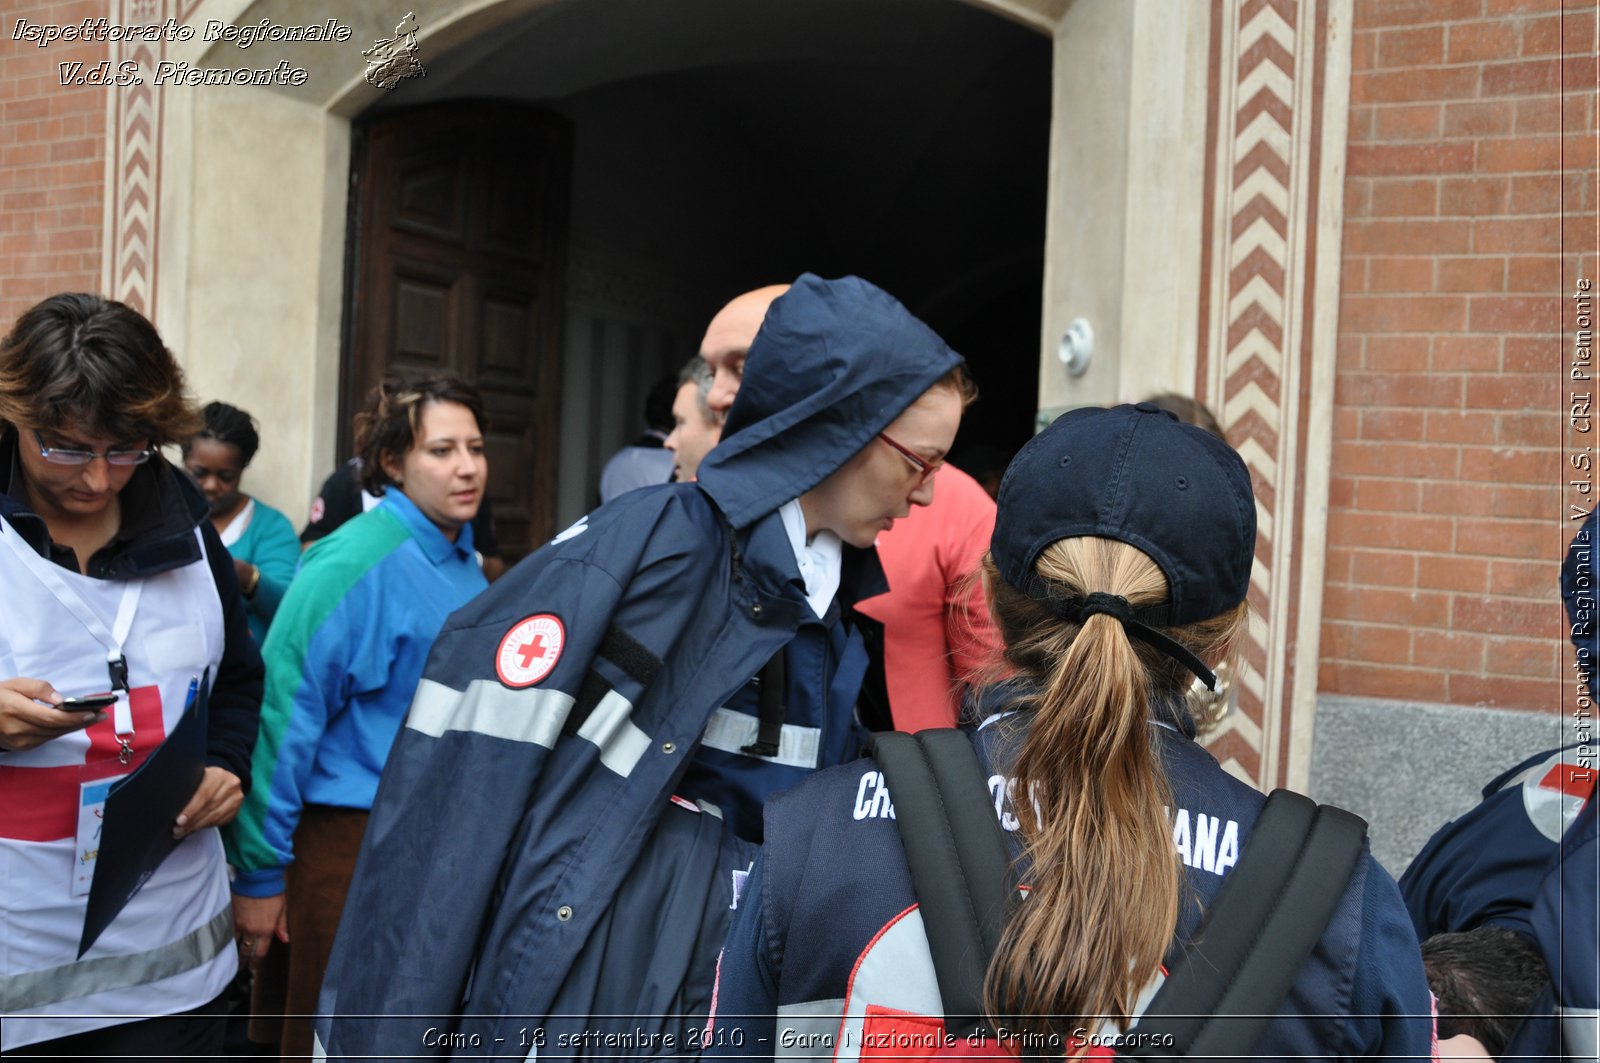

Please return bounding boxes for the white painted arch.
[128,0,1337,787]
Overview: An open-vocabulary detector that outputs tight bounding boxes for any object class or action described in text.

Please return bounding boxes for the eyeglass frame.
[877,431,943,486]
[33,429,157,467]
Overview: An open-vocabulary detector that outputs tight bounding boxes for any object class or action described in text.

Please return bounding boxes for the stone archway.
[118,0,1350,790]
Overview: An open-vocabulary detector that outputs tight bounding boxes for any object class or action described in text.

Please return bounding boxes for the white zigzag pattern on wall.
[108,0,164,315]
[1207,0,1297,786]
[113,80,154,312]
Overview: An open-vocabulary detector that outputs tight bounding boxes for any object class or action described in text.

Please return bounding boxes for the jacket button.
[661,741,677,754]
[557,905,573,921]
[751,603,764,619]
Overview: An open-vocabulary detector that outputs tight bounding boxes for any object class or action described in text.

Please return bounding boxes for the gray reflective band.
[0,904,231,1012]
[775,1002,846,1058]
[835,908,943,1063]
[701,707,820,769]
[407,678,572,747]
[1562,1008,1599,1061]
[576,689,651,777]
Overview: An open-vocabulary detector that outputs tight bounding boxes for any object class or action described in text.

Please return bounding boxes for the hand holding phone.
[59,692,118,713]
[1,677,99,752]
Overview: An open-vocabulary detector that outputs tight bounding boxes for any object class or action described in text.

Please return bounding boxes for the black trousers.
[13,991,229,1060]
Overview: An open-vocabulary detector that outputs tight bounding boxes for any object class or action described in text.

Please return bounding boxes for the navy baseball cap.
[992,402,1256,626]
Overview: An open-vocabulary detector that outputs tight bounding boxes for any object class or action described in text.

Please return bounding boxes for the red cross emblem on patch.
[496,614,565,688]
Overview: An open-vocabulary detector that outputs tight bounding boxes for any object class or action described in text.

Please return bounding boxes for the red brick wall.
[0,1,109,326]
[1329,0,1598,712]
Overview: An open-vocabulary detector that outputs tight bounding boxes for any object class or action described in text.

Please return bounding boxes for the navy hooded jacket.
[706,686,1436,1061]
[315,275,962,1059]
[1400,510,1597,1060]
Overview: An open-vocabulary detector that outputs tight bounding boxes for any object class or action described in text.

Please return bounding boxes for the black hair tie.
[1024,581,1219,691]
[1077,592,1133,624]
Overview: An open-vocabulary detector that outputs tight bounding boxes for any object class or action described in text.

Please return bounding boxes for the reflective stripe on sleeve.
[576,689,652,777]
[406,678,573,747]
[0,904,232,1012]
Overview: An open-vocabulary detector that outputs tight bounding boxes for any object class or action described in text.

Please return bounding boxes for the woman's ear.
[380,449,404,487]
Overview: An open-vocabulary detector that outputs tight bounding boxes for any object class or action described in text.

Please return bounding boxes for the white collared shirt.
[778,499,841,619]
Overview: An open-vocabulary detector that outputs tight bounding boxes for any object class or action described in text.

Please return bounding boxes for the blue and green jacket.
[225,490,487,896]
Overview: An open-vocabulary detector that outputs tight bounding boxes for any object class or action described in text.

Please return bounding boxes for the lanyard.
[0,518,144,755]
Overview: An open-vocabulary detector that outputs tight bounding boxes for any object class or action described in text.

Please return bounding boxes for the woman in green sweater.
[184,401,300,644]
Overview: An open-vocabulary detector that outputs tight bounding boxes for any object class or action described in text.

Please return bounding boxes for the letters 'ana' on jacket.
[706,684,1437,1062]
[315,274,964,1059]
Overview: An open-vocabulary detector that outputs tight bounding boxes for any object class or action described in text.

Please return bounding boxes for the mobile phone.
[60,692,118,713]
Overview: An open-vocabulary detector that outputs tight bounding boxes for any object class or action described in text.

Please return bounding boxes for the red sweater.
[854,465,1001,731]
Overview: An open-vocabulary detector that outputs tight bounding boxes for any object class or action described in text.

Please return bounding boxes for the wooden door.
[345,103,570,558]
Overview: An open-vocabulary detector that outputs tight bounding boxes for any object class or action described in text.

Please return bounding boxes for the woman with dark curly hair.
[224,370,489,1061]
[183,401,301,644]
[0,293,264,1056]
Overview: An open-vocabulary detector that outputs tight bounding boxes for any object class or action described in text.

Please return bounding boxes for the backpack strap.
[1121,788,1369,1060]
[871,733,1368,1057]
[868,729,1015,1037]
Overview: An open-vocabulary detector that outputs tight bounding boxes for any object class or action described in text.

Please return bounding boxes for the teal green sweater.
[228,497,301,644]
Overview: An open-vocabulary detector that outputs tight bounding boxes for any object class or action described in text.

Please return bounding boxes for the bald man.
[700,285,789,415]
[700,283,1000,730]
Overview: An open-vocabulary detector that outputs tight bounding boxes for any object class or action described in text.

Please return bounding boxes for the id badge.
[73,775,125,896]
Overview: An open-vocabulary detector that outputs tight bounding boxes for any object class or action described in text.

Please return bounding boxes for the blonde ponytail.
[981,539,1248,1050]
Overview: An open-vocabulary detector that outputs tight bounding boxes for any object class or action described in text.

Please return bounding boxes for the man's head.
[695,274,967,533]
[1422,927,1549,1059]
[663,356,722,482]
[699,284,789,414]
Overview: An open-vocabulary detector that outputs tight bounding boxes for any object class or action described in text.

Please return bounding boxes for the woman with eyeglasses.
[705,404,1434,1060]
[0,293,264,1056]
[183,402,301,644]
[317,275,973,1057]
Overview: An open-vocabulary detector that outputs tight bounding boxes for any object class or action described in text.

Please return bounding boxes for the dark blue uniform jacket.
[709,689,1435,1061]
[1401,743,1590,943]
[1400,747,1597,1062]
[315,274,963,1059]
[1400,511,1598,1060]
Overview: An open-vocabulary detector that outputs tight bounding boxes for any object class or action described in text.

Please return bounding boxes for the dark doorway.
[345,103,570,556]
[358,0,1050,527]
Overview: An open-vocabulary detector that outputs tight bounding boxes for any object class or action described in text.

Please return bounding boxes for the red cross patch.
[496,614,565,688]
[1538,761,1596,801]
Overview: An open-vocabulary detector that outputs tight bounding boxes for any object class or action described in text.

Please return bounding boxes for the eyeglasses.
[34,430,156,467]
[878,432,943,486]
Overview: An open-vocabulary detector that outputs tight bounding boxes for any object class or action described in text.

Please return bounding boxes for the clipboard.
[78,670,209,957]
